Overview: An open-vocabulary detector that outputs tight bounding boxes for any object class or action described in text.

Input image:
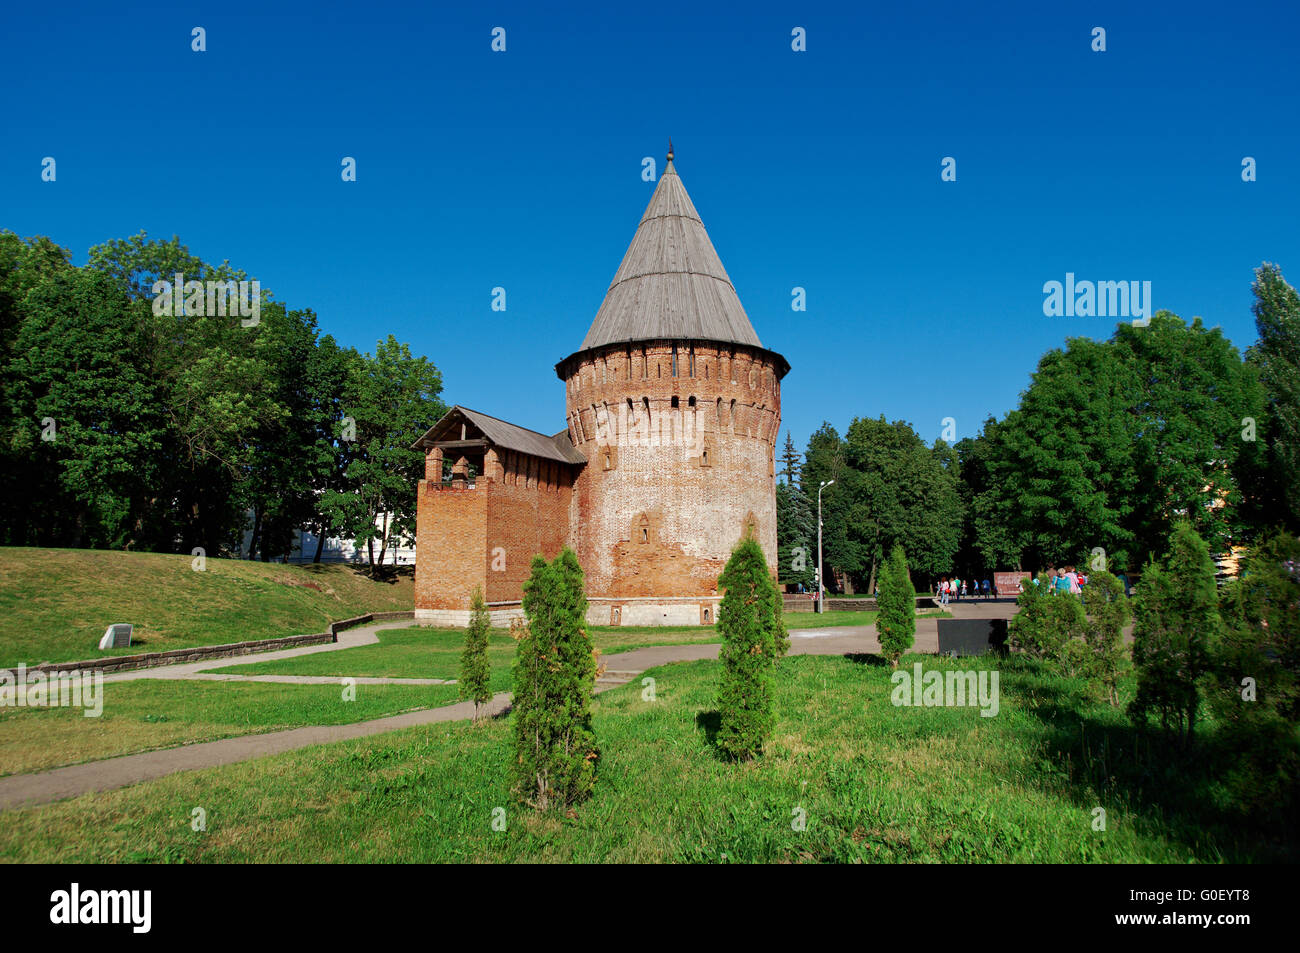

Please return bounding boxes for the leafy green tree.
[86,231,282,554]
[1245,263,1300,531]
[984,313,1262,573]
[715,537,780,760]
[1129,522,1221,747]
[1113,312,1264,559]
[3,266,165,548]
[460,586,493,722]
[956,418,1029,571]
[1,233,76,543]
[802,418,963,593]
[322,335,445,571]
[240,302,327,560]
[302,337,366,561]
[876,544,916,668]
[801,422,855,591]
[993,337,1139,570]
[512,548,598,810]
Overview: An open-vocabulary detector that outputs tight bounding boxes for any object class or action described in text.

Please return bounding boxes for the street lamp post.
[817,480,834,613]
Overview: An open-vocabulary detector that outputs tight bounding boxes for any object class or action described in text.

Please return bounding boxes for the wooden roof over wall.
[412,405,586,465]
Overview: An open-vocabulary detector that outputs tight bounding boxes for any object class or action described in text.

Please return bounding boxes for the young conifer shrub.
[715,537,780,760]
[1129,521,1220,747]
[876,544,916,668]
[459,586,492,722]
[1212,531,1300,813]
[512,547,598,810]
[1079,569,1129,706]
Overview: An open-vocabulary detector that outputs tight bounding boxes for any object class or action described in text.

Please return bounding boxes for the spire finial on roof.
[667,138,674,163]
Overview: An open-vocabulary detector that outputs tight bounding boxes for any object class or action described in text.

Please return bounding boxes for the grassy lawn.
[0,679,457,777]
[209,625,516,684]
[786,609,878,628]
[0,548,414,667]
[784,608,947,628]
[209,611,943,681]
[588,624,728,653]
[212,625,729,678]
[1,652,1283,862]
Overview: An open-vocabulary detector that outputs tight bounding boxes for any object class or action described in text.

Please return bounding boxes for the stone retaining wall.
[5,610,416,679]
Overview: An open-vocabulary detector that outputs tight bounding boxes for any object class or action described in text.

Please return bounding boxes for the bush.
[459,586,492,722]
[1129,522,1220,747]
[1010,573,1085,664]
[716,537,781,760]
[876,544,916,668]
[512,548,598,810]
[1212,531,1300,815]
[1079,570,1130,706]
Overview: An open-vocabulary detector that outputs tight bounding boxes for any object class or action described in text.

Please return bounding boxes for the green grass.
[212,625,731,678]
[786,609,879,628]
[783,608,948,628]
[209,625,516,685]
[588,624,728,653]
[2,652,1286,862]
[0,547,415,667]
[209,611,933,681]
[0,679,458,777]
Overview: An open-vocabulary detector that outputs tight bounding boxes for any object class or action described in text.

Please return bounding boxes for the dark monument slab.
[936,618,1008,657]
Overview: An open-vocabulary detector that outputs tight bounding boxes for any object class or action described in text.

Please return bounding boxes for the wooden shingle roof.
[412,405,586,465]
[577,158,763,351]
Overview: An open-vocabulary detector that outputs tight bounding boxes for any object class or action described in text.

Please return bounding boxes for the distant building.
[413,148,790,625]
[238,512,415,565]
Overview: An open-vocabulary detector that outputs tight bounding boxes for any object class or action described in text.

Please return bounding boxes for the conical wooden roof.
[578,158,763,351]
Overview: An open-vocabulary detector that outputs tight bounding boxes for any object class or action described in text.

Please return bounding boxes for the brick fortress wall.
[414,445,575,624]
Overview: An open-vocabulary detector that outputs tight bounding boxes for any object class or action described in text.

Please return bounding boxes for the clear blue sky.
[3,0,1297,451]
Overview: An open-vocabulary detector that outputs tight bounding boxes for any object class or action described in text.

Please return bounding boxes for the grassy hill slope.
[0,548,413,667]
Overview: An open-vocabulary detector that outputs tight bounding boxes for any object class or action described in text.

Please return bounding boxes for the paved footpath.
[0,600,1018,811]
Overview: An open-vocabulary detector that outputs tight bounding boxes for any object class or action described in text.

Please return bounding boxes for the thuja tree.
[1079,570,1130,706]
[1129,522,1221,747]
[1009,573,1086,666]
[876,544,916,668]
[716,537,781,760]
[460,586,492,723]
[512,548,598,811]
[1213,531,1300,813]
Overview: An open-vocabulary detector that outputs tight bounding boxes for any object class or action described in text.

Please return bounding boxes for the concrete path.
[0,692,511,810]
[187,673,455,686]
[0,600,1020,811]
[101,621,391,683]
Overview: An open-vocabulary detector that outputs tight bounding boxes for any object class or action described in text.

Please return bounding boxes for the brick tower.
[555,144,790,625]
[413,146,789,627]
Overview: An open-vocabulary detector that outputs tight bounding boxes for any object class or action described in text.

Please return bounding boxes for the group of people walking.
[1035,565,1088,595]
[935,565,1127,607]
[937,576,993,604]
